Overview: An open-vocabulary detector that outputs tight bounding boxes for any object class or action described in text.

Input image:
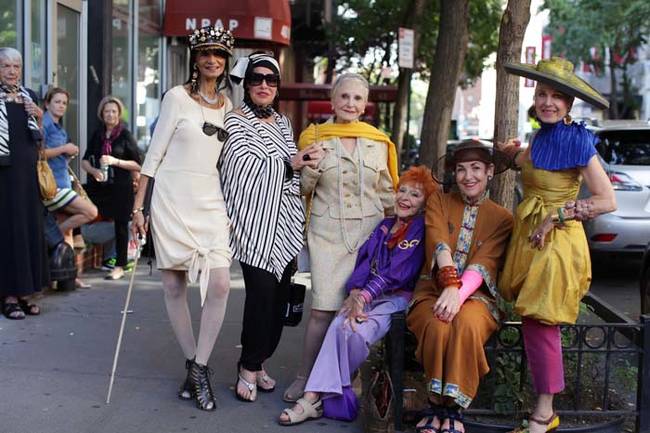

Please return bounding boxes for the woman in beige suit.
[284,73,398,402]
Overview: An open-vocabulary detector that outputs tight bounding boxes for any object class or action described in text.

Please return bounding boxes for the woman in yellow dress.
[498,57,617,433]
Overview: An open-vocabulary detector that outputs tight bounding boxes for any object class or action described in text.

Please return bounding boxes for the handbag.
[37,149,57,200]
[363,369,395,433]
[68,166,89,200]
[298,123,320,273]
[283,281,306,327]
[323,386,360,421]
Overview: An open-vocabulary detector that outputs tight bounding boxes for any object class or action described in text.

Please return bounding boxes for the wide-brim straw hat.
[440,139,511,175]
[505,57,609,110]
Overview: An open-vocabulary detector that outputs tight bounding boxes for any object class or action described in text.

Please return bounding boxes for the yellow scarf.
[298,121,399,190]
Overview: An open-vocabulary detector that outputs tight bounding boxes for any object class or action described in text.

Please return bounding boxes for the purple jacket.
[345,214,425,301]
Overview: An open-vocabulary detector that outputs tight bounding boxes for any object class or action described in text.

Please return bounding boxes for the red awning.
[163,0,291,46]
[280,83,398,102]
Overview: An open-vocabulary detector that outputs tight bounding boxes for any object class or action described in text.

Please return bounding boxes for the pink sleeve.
[459,269,483,304]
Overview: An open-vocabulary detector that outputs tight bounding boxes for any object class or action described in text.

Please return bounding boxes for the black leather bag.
[283,282,306,327]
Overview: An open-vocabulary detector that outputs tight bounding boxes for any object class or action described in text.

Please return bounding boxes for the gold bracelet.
[131,207,144,216]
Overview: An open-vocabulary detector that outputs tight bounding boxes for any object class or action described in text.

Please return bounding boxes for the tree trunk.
[392,69,413,151]
[490,0,531,210]
[418,0,470,172]
[608,47,619,119]
[391,0,428,159]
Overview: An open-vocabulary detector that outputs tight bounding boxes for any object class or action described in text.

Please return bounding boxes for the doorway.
[53,0,87,175]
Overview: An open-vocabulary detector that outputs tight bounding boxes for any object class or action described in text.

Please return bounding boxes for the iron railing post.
[388,311,406,431]
[638,315,650,433]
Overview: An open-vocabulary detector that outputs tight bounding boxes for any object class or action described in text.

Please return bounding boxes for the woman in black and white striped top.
[220,52,324,403]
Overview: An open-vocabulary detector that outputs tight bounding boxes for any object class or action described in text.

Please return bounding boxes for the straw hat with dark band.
[504,57,609,110]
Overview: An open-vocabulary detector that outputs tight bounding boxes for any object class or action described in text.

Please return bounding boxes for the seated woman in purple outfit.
[279,165,436,426]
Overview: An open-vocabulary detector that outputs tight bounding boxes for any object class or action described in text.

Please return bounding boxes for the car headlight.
[608,171,643,191]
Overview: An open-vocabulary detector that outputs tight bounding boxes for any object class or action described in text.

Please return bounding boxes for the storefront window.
[0,0,21,49]
[30,0,47,92]
[112,0,132,124]
[136,0,161,149]
[57,4,81,171]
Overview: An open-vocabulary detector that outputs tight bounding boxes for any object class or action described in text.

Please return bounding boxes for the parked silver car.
[582,121,650,253]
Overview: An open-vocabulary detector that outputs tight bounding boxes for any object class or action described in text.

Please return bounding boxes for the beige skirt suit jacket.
[301,135,394,311]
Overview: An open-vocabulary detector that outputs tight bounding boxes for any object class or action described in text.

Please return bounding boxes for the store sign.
[525,46,536,87]
[163,0,292,45]
[184,18,239,32]
[398,27,415,69]
[254,17,273,40]
[542,34,552,60]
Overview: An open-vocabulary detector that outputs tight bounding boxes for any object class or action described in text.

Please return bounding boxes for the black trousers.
[114,219,129,267]
[239,261,292,371]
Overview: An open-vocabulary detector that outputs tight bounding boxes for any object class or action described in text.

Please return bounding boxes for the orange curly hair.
[397,165,438,200]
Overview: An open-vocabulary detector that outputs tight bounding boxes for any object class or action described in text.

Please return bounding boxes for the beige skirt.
[307,212,383,311]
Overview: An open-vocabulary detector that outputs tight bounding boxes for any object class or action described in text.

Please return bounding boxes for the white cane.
[106,237,145,404]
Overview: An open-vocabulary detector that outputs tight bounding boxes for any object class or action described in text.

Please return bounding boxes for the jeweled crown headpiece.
[188,25,235,55]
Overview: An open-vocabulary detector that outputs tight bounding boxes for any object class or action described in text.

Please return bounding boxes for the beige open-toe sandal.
[279,397,323,426]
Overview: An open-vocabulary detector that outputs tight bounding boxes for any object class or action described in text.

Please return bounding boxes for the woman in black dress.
[0,47,48,319]
[82,96,141,280]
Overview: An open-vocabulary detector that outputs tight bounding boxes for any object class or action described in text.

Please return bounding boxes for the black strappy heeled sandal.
[189,361,216,411]
[178,358,195,400]
[416,405,446,433]
[441,407,464,433]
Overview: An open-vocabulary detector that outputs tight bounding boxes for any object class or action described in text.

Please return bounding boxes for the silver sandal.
[235,373,257,403]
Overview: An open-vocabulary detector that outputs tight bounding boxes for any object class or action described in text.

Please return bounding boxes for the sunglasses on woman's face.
[248,73,280,88]
[202,122,229,141]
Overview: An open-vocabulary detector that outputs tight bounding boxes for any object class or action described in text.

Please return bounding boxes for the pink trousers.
[522,317,565,394]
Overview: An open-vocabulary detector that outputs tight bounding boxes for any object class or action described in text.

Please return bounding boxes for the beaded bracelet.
[131,207,144,216]
[359,290,373,305]
[436,265,461,290]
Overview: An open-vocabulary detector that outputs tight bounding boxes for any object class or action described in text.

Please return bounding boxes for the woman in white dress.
[131,25,234,412]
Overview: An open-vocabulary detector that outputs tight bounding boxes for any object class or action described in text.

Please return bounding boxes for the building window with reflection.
[136,0,161,149]
[0,0,20,48]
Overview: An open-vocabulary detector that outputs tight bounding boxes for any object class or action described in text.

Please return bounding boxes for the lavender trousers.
[522,317,565,394]
[305,293,409,397]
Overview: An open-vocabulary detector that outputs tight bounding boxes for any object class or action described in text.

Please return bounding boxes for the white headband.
[230,53,281,85]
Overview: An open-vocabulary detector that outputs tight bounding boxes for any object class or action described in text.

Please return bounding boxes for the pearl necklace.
[198,90,219,105]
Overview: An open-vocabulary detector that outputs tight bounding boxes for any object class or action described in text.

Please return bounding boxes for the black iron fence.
[386,313,650,432]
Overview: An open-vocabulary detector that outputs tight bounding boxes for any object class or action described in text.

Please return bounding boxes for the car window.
[596,130,650,166]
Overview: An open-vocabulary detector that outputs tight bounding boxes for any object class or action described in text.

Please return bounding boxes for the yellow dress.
[499,159,591,325]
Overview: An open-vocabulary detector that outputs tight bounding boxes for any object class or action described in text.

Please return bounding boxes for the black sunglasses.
[202,122,229,141]
[248,72,280,88]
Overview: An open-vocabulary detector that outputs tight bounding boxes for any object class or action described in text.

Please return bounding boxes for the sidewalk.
[0,263,362,433]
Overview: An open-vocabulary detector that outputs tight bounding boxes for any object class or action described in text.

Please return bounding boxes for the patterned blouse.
[219,105,304,280]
